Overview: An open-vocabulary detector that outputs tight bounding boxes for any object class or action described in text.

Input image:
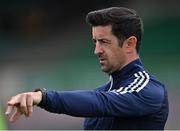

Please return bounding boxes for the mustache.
[98,56,107,60]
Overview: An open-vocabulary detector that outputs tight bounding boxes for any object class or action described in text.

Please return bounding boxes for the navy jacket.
[39,59,169,130]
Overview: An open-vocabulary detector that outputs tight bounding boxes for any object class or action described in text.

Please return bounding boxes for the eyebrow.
[92,38,111,43]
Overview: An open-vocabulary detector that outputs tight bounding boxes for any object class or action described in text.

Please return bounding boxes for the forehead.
[92,25,113,38]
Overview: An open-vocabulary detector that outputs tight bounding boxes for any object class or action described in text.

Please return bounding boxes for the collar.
[110,59,145,81]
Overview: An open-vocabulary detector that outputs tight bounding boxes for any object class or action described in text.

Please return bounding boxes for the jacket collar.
[110,59,145,81]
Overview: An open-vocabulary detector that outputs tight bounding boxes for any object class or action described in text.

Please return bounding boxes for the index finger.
[5,104,14,116]
[5,94,20,115]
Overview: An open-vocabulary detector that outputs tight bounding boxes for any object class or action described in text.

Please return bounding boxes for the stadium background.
[0,0,179,129]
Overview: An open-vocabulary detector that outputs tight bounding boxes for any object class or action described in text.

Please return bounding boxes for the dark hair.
[86,7,144,53]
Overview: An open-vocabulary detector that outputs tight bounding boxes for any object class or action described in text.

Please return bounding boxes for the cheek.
[110,50,125,63]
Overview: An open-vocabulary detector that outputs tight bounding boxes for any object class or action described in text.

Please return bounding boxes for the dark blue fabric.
[40,59,169,130]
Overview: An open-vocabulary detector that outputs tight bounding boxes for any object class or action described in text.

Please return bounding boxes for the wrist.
[34,88,47,107]
[34,91,42,105]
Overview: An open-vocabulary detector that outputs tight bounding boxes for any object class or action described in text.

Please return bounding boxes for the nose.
[94,43,104,55]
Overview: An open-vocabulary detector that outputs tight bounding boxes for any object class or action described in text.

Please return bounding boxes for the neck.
[120,54,140,71]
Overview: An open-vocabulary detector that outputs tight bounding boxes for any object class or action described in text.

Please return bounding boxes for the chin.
[101,67,111,74]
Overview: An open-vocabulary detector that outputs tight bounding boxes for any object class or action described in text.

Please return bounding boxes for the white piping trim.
[108,75,113,91]
[135,71,150,92]
[110,71,150,95]
[118,72,141,94]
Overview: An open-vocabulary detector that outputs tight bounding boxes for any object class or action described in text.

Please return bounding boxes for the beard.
[100,60,113,74]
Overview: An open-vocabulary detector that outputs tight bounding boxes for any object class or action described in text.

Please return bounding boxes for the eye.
[92,38,111,46]
[92,39,97,44]
[101,40,108,44]
[99,39,111,45]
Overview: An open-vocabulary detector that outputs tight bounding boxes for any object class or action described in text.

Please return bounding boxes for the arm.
[40,83,164,117]
[4,83,109,123]
[5,81,164,121]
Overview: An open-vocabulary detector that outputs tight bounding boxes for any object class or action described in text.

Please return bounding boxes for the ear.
[123,36,137,53]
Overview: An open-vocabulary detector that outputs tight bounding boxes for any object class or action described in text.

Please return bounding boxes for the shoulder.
[114,70,151,94]
[117,70,165,103]
[140,75,166,103]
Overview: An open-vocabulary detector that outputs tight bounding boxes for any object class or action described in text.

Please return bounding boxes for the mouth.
[99,58,106,64]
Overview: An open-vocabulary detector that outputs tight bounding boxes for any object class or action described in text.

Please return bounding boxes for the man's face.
[92,25,126,74]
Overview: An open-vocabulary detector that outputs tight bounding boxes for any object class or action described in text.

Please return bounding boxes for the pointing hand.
[5,91,42,122]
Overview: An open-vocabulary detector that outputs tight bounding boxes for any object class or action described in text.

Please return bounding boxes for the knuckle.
[22,93,26,97]
[26,93,32,98]
[17,94,23,100]
[7,101,12,105]
[7,96,16,105]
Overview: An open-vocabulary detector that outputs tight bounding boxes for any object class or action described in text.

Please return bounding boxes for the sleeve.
[39,82,165,117]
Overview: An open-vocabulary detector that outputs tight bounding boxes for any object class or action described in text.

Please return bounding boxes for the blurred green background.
[0,0,179,129]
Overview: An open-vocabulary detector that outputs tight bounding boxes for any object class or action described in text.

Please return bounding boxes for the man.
[5,7,169,130]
